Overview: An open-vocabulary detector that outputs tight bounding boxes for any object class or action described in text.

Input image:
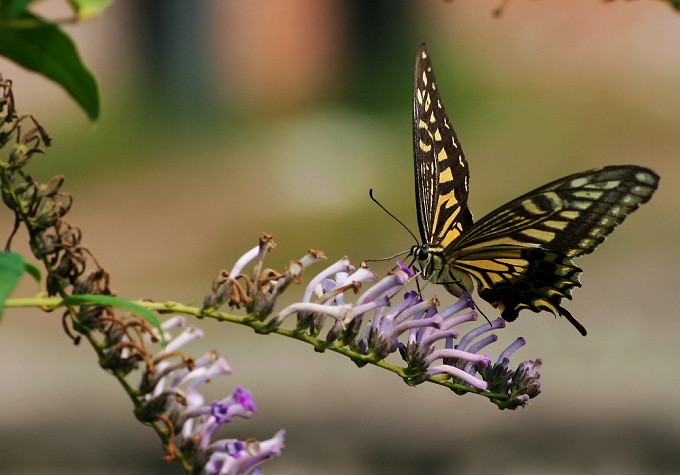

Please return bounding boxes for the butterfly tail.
[558,306,587,336]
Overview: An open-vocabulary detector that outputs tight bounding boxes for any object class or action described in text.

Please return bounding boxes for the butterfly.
[409,43,660,336]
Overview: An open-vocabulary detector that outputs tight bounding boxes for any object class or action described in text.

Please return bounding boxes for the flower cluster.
[136,316,285,474]
[206,241,542,409]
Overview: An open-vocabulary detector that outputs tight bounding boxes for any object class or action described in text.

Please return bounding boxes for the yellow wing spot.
[599,216,615,227]
[632,185,650,196]
[416,88,423,106]
[437,207,463,245]
[430,191,461,245]
[421,51,427,59]
[438,190,458,209]
[521,228,556,243]
[543,220,569,231]
[560,210,580,220]
[610,205,625,218]
[602,180,621,189]
[422,71,428,86]
[589,227,606,238]
[570,177,588,187]
[554,266,573,276]
[551,278,567,289]
[439,227,463,249]
[636,172,656,185]
[437,148,448,161]
[429,112,436,123]
[572,201,592,210]
[419,119,428,129]
[439,167,453,183]
[532,297,555,310]
[419,140,431,152]
[487,272,507,285]
[580,238,596,248]
[424,93,431,111]
[544,192,564,207]
[434,129,442,141]
[573,190,604,200]
[522,199,547,216]
[543,288,566,299]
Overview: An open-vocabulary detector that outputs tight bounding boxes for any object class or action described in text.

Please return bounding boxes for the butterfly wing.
[413,43,473,248]
[445,165,660,335]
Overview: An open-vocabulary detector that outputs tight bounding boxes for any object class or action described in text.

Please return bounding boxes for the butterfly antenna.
[364,249,410,263]
[369,189,420,246]
[462,290,492,326]
[460,290,492,326]
[475,303,492,327]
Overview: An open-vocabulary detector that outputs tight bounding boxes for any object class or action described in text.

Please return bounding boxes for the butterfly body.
[410,43,660,336]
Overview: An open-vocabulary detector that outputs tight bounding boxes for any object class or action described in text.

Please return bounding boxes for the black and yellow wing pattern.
[411,43,660,336]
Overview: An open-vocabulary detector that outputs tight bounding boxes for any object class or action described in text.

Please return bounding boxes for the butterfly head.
[410,244,429,263]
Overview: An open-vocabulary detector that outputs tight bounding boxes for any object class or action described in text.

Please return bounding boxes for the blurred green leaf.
[0,14,100,121]
[0,0,37,19]
[0,251,24,319]
[22,260,44,293]
[64,294,165,344]
[66,0,113,20]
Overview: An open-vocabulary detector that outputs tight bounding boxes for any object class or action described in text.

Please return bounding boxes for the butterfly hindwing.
[413,43,472,249]
[410,43,660,335]
[458,247,586,335]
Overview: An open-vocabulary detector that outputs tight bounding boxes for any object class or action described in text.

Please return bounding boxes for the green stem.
[5,296,510,402]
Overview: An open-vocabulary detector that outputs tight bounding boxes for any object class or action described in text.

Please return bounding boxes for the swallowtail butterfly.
[410,43,659,336]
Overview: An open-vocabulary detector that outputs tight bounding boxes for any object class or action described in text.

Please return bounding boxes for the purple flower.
[206,238,543,411]
[137,316,284,473]
[261,255,541,404]
[204,430,285,475]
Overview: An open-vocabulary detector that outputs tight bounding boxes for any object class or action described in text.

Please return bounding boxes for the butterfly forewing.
[413,43,472,249]
[410,44,660,336]
[452,166,659,257]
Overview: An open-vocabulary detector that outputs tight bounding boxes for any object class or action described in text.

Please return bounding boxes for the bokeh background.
[1,0,679,473]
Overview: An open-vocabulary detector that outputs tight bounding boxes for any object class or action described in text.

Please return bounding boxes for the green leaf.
[23,260,45,294]
[23,260,41,283]
[0,251,24,319]
[65,0,113,20]
[0,0,38,19]
[63,294,165,345]
[0,14,100,121]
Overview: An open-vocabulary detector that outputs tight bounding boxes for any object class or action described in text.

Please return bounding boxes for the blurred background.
[1,0,679,473]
